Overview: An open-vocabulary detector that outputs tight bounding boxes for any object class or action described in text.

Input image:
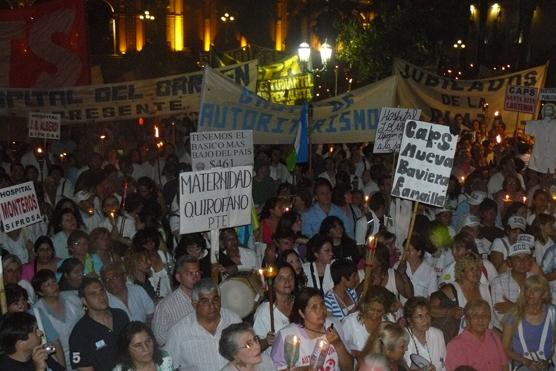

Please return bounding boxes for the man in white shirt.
[487,155,525,197]
[152,255,202,345]
[269,147,292,184]
[101,262,154,323]
[165,278,241,371]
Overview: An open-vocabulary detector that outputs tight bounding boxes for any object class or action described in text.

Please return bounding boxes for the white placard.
[190,130,254,171]
[504,85,539,114]
[0,181,42,232]
[28,112,61,140]
[179,166,252,234]
[373,107,421,153]
[540,88,556,102]
[391,120,458,207]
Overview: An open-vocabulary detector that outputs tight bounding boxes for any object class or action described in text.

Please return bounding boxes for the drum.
[219,271,263,318]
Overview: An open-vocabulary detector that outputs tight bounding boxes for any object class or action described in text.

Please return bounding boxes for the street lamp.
[139,10,155,21]
[297,40,333,73]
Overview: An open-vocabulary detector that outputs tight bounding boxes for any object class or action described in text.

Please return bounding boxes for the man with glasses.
[165,278,241,370]
[101,262,155,323]
[69,277,129,371]
[152,255,202,346]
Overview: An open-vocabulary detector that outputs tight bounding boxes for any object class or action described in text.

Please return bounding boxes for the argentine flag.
[286,103,309,171]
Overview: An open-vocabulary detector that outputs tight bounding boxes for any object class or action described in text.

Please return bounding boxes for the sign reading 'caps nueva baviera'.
[391,120,458,207]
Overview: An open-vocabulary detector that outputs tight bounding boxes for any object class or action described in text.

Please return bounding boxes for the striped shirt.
[164,308,241,371]
[324,288,358,319]
[152,287,194,346]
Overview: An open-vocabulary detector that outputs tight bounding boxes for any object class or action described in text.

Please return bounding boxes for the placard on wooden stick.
[28,112,61,140]
[391,120,458,208]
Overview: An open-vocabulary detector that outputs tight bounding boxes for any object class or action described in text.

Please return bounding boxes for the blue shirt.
[324,288,358,319]
[302,203,354,239]
[541,244,556,274]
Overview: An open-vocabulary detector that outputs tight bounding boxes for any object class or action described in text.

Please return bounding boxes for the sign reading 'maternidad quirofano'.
[391,120,458,207]
[190,130,254,171]
[179,166,253,234]
[0,181,42,232]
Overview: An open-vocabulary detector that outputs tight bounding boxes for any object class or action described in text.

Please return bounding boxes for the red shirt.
[446,329,507,371]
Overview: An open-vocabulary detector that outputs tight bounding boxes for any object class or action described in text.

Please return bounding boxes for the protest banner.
[0,60,257,123]
[373,107,421,153]
[0,182,42,232]
[28,112,61,140]
[198,66,397,144]
[179,166,253,234]
[0,0,89,88]
[394,59,547,126]
[257,73,313,105]
[391,120,458,207]
[540,88,556,102]
[190,130,254,171]
[504,85,539,114]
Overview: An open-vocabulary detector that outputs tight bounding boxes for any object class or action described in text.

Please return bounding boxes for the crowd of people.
[0,111,555,371]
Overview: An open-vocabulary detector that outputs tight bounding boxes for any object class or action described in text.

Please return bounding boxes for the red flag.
[0,0,90,88]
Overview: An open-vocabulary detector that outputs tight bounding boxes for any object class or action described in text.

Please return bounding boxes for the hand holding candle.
[284,334,300,370]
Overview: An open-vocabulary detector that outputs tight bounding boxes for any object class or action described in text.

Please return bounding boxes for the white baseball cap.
[73,190,93,204]
[508,242,531,257]
[459,215,481,231]
[507,216,526,231]
[468,191,487,206]
[517,234,535,248]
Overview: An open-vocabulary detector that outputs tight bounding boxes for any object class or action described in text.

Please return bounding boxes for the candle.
[258,269,265,287]
[156,141,164,149]
[496,134,502,144]
[329,146,334,154]
[36,147,43,154]
[87,208,95,216]
[284,335,300,369]
[99,134,106,140]
[154,125,160,138]
[522,196,527,204]
[460,176,465,183]
[364,195,369,204]
[504,194,511,203]
[494,110,500,117]
[284,207,290,212]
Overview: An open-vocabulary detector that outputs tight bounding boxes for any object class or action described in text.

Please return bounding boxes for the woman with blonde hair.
[501,275,555,370]
[340,285,392,360]
[431,252,493,341]
[362,322,409,371]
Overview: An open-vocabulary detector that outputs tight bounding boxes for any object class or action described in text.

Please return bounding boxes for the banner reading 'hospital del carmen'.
[0,61,258,123]
[198,66,397,144]
[0,0,90,88]
[394,59,548,124]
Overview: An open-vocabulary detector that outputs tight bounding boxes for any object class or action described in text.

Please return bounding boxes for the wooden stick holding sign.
[402,201,420,260]
[0,256,7,314]
[210,229,220,283]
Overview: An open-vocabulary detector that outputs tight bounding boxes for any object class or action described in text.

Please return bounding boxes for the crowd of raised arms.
[0,113,555,371]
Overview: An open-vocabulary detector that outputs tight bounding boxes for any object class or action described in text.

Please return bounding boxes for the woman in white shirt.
[403,235,438,298]
[302,234,334,294]
[220,322,276,371]
[404,297,446,371]
[531,213,555,265]
[253,263,295,354]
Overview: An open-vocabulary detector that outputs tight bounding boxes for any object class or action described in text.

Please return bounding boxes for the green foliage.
[336,0,469,84]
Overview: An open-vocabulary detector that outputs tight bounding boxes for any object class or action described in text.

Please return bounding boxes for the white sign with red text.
[0,182,42,232]
[504,85,539,114]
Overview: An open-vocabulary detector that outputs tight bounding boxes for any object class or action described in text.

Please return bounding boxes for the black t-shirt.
[0,352,64,371]
[69,308,129,371]
[480,225,505,242]
[0,355,35,371]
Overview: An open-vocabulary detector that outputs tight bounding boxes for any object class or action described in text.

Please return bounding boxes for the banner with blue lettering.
[394,58,547,125]
[198,67,397,144]
[0,61,257,123]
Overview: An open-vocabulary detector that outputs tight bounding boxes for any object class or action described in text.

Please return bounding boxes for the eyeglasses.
[239,336,260,350]
[130,338,153,351]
